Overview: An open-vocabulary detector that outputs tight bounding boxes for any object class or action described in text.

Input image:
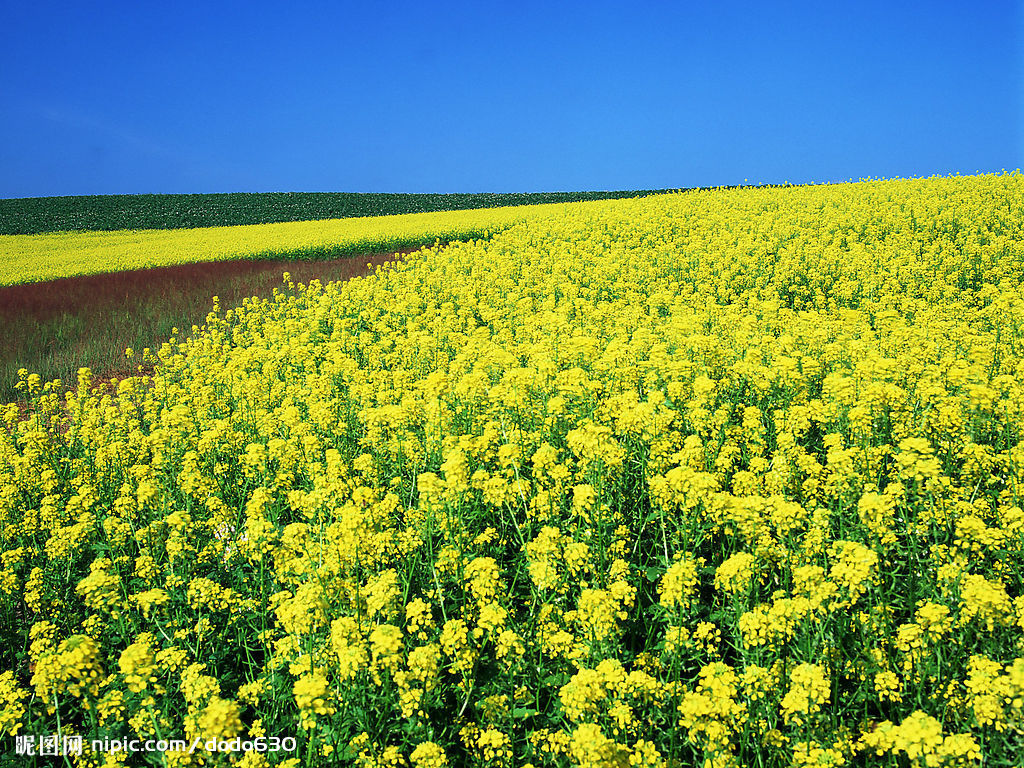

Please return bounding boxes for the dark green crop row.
[0,190,677,235]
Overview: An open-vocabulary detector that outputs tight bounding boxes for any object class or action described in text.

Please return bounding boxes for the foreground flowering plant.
[2,172,1024,766]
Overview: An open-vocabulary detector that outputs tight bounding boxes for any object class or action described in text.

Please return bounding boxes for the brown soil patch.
[1,247,419,405]
[0,248,417,321]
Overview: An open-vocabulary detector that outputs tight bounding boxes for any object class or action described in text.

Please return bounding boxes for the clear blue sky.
[1,1,1020,198]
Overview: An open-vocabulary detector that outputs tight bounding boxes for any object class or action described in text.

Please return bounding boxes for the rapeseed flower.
[4,172,1024,764]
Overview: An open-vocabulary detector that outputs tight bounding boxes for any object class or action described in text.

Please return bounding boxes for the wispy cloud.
[35,104,187,162]
[20,102,266,191]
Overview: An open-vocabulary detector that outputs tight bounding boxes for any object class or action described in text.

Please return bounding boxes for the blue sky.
[1,1,1020,197]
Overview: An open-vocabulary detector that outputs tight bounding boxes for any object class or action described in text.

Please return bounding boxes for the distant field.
[0,202,580,286]
[0,195,657,399]
[0,189,673,234]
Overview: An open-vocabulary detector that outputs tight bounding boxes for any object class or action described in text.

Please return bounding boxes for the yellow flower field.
[0,202,572,287]
[2,172,1024,767]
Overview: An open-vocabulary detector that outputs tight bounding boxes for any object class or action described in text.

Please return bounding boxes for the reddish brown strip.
[0,248,416,402]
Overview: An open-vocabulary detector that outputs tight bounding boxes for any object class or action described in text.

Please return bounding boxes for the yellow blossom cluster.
[3,172,1024,765]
